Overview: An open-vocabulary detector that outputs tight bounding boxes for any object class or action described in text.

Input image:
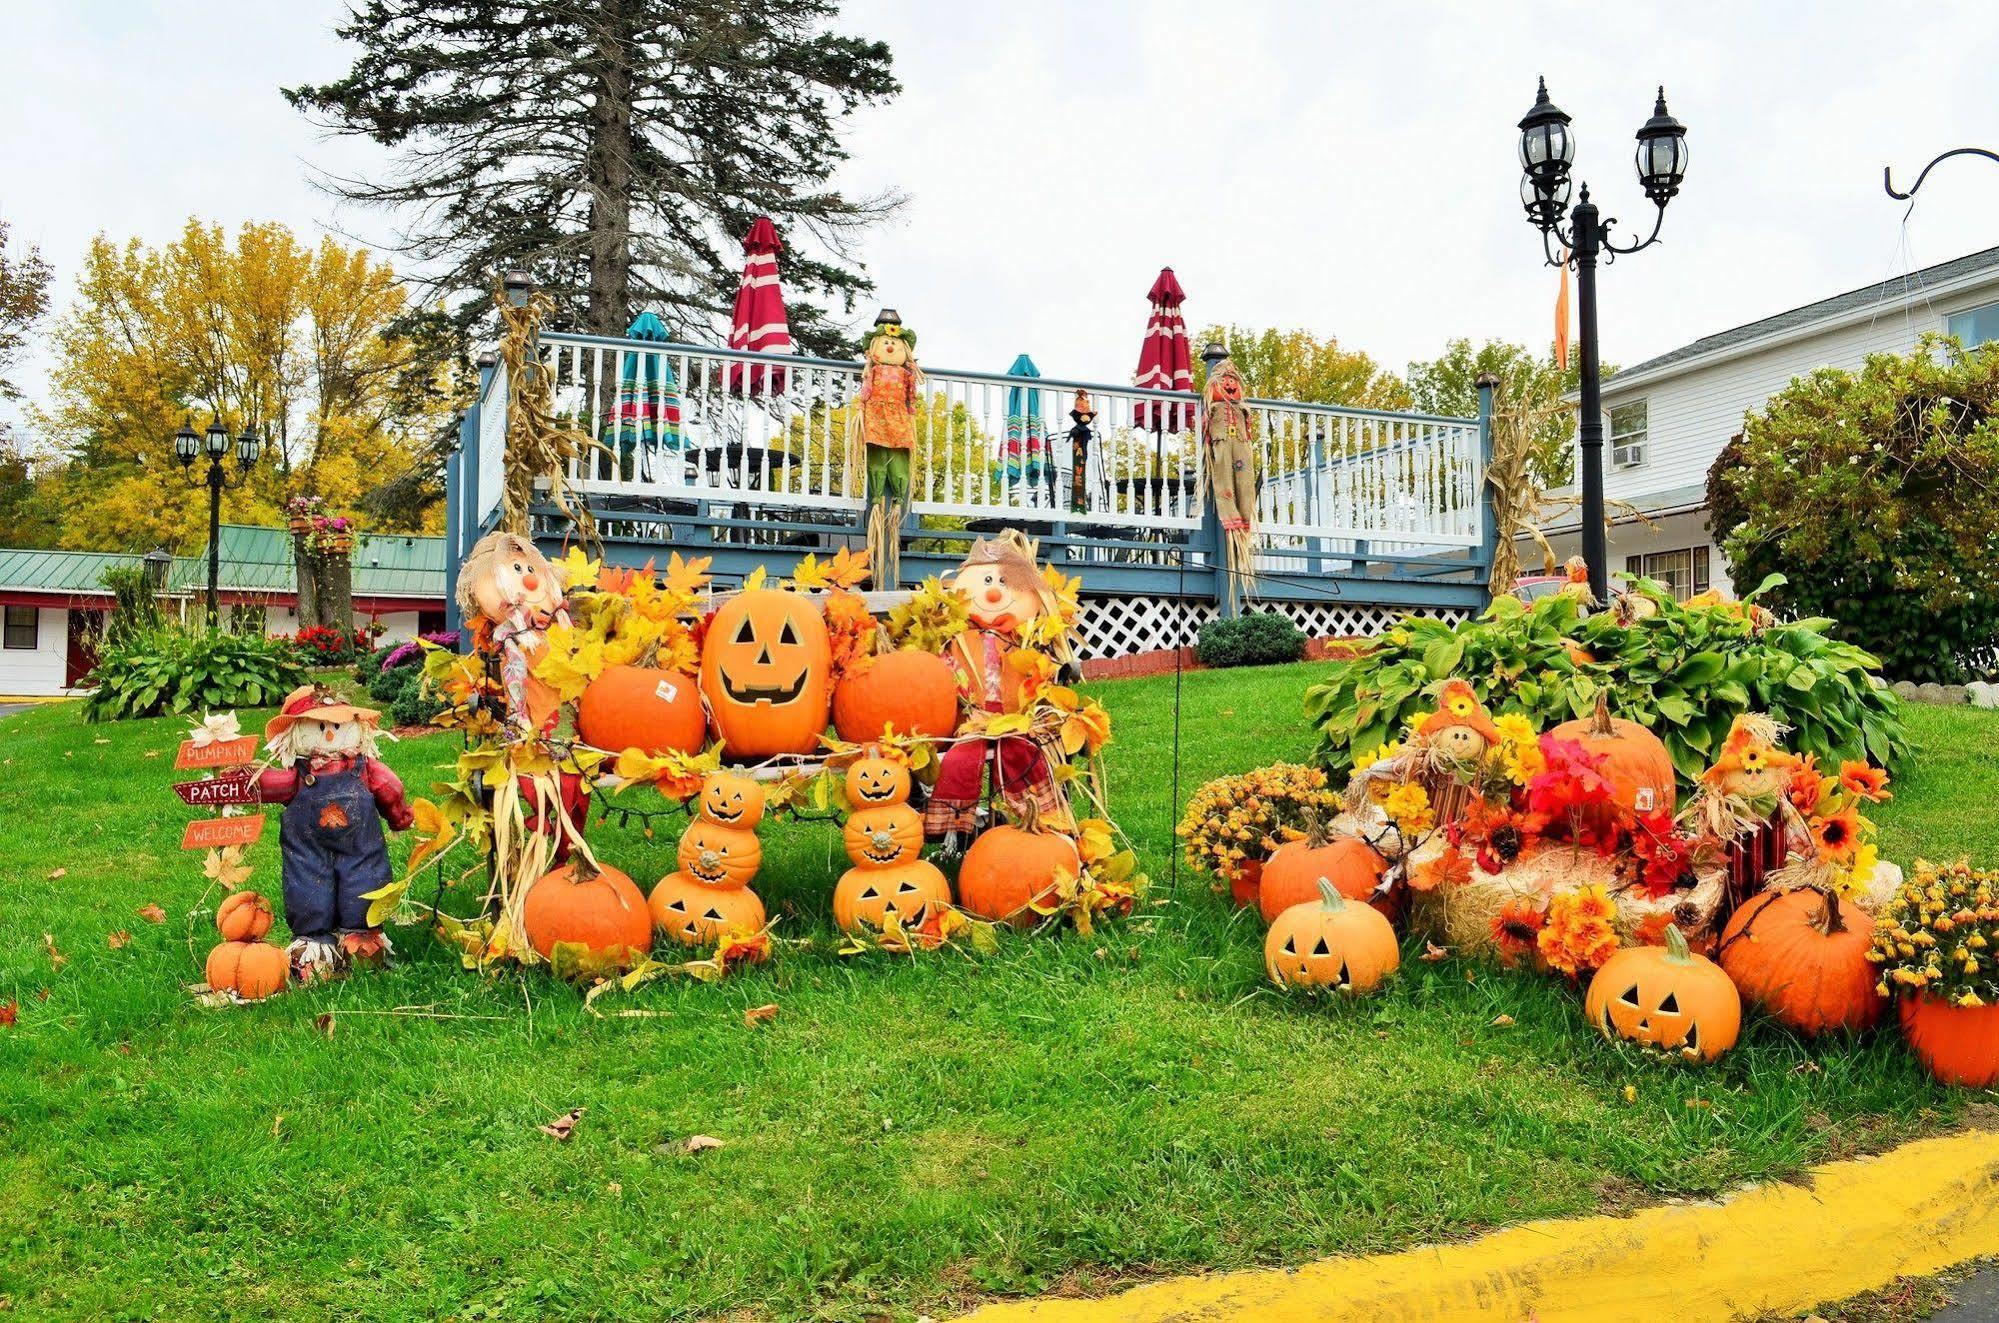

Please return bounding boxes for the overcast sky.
[6,0,1999,437]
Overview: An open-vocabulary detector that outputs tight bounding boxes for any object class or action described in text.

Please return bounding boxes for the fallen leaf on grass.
[92,738,110,745]
[683,1135,725,1154]
[1792,1059,1821,1076]
[0,1000,16,1027]
[143,749,160,759]
[1685,1098,1712,1111]
[315,1012,336,1039]
[42,933,66,972]
[539,1107,585,1142]
[47,868,66,880]
[743,1003,779,1027]
[271,1114,284,1139]
[137,903,166,924]
[1420,942,1450,962]
[106,930,131,950]
[1490,1014,1515,1027]
[1622,1085,1638,1103]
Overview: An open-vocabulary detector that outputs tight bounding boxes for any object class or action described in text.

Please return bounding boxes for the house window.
[1624,546,1712,602]
[1946,301,1999,350]
[1609,400,1647,468]
[3,605,38,650]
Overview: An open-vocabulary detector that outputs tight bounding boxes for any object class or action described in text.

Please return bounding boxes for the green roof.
[163,525,445,600]
[0,548,143,595]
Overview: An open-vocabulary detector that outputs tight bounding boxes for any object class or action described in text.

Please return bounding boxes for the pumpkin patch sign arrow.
[172,770,260,808]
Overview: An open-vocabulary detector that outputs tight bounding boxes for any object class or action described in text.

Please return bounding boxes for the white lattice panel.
[1257,600,1469,640]
[1074,593,1469,659]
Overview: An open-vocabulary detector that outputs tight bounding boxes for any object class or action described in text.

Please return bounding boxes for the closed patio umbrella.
[615,311,683,457]
[1131,267,1193,439]
[1000,352,1047,499]
[728,216,794,395]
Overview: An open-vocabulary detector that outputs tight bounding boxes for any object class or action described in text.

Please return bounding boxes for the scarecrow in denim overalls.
[256,686,414,984]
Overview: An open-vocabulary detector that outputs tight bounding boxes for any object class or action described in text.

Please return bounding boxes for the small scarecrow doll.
[924,531,1073,854]
[1066,388,1096,515]
[1350,679,1503,836]
[256,686,414,983]
[1202,357,1259,608]
[849,309,922,588]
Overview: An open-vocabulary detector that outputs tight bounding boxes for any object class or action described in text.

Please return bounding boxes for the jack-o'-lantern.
[699,587,832,759]
[1417,679,1501,765]
[833,861,953,934]
[1584,925,1741,1062]
[832,649,960,742]
[216,890,275,942]
[648,871,766,948]
[577,664,705,757]
[1264,879,1401,993]
[957,814,1081,927]
[845,748,912,808]
[521,858,652,966]
[1259,831,1392,925]
[1550,693,1676,826]
[843,802,924,869]
[678,817,763,889]
[698,770,767,830]
[205,939,289,1000]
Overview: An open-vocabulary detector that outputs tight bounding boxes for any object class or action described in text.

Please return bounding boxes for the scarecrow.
[1066,388,1096,515]
[924,531,1073,853]
[1202,357,1259,608]
[255,685,414,983]
[849,309,922,588]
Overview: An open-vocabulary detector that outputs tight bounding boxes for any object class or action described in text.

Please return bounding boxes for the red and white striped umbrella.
[1131,267,1193,432]
[728,216,793,395]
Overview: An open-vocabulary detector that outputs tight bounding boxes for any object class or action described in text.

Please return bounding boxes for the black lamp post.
[174,413,262,627]
[1516,77,1688,602]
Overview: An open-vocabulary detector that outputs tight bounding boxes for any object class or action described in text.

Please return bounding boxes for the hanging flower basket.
[1900,995,1999,1088]
[288,516,312,535]
[322,532,355,556]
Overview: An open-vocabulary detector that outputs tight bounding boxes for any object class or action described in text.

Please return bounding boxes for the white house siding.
[1526,511,1731,600]
[0,607,73,697]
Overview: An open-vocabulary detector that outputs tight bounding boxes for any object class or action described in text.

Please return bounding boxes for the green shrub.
[368,661,419,704]
[1303,578,1908,786]
[83,627,310,723]
[1198,611,1307,668]
[388,680,445,729]
[98,565,161,648]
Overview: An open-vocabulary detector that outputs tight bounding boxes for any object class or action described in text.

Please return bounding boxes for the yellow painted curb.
[959,1129,1999,1323]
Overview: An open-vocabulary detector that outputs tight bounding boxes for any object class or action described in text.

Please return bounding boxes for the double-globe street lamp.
[174,414,262,626]
[1517,77,1689,603]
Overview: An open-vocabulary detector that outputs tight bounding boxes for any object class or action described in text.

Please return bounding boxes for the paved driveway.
[0,703,34,720]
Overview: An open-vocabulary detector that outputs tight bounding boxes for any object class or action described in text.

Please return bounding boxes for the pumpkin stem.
[1316,877,1348,911]
[1662,922,1692,963]
[1816,887,1848,936]
[1588,689,1615,738]
[1301,803,1331,849]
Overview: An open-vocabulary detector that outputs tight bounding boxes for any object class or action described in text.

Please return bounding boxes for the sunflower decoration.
[1685,712,1797,840]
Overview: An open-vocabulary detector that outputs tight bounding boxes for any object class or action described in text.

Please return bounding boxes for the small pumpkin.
[845,748,913,809]
[832,648,960,742]
[843,802,924,869]
[521,858,652,966]
[1259,830,1391,925]
[205,940,288,1000]
[698,587,832,759]
[576,664,705,756]
[833,861,954,934]
[1719,887,1882,1037]
[678,817,763,889]
[957,814,1082,927]
[1899,995,1999,1088]
[1264,877,1402,993]
[1585,925,1741,1062]
[648,871,767,948]
[698,770,767,830]
[1549,692,1677,826]
[216,890,275,942]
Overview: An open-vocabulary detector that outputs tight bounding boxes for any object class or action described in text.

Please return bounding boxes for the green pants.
[867,445,910,504]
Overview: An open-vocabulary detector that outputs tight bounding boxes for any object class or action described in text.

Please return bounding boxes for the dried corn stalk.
[494,285,605,549]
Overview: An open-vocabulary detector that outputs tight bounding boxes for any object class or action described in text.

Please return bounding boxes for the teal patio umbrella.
[614,311,683,454]
[1000,352,1047,495]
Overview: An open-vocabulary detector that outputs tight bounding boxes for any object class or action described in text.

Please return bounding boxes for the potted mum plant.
[1177,763,1340,908]
[1869,859,1999,1087]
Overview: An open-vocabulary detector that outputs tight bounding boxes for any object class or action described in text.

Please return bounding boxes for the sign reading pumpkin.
[698,587,833,759]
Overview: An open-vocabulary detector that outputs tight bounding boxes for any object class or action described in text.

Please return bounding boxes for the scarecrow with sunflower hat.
[849,308,923,588]
[255,685,415,982]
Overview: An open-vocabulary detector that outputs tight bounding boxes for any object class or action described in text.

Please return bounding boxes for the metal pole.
[1571,188,1608,602]
[206,457,224,628]
[1475,371,1501,599]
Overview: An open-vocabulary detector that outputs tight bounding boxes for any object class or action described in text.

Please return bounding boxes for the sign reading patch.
[171,771,260,808]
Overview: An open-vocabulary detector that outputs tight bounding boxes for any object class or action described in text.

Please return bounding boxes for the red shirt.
[256,755,415,832]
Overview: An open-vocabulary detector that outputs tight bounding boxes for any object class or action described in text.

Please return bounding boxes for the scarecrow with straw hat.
[255,685,415,983]
[849,308,923,588]
[1202,356,1260,608]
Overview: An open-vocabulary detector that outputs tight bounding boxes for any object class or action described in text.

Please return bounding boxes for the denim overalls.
[278,758,394,936]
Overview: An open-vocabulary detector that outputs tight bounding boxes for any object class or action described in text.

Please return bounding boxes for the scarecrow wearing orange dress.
[849,309,922,589]
[1202,357,1259,608]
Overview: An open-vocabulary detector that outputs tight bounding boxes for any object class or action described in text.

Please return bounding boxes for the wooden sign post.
[171,721,263,852]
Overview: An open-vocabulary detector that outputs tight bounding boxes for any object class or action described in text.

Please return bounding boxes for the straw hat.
[1417,679,1502,745]
[264,685,382,741]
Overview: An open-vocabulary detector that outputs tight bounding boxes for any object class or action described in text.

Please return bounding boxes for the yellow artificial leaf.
[532,623,605,703]
[741,566,768,592]
[662,552,713,598]
[790,552,829,591]
[360,878,410,928]
[554,546,602,591]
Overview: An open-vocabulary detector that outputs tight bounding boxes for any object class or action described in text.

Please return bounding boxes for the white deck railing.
[498,332,1482,557]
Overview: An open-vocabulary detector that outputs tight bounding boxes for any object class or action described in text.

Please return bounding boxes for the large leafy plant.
[83,627,308,722]
[1305,579,1907,785]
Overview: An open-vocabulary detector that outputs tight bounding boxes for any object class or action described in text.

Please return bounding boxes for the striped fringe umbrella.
[615,311,683,454]
[1000,352,1047,494]
[728,216,794,395]
[1132,267,1193,433]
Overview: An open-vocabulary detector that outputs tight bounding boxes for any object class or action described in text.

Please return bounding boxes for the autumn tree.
[1403,337,1602,487]
[0,217,52,404]
[1193,325,1411,410]
[34,220,458,551]
[286,0,899,350]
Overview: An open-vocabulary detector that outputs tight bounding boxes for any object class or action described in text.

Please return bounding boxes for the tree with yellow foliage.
[33,220,460,551]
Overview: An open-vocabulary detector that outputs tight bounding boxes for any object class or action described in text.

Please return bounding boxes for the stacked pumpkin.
[649,771,769,949]
[205,889,288,1001]
[832,749,952,935]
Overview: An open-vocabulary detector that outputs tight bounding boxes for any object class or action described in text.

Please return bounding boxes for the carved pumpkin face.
[1584,927,1741,1062]
[845,752,911,808]
[648,871,766,948]
[699,771,767,829]
[677,818,763,889]
[843,803,924,869]
[699,588,832,759]
[833,861,953,934]
[1263,880,1402,993]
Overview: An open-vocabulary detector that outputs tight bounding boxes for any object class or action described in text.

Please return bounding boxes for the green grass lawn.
[2,665,1996,1321]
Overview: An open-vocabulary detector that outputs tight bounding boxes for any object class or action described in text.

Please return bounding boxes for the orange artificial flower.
[1838,760,1892,803]
[1811,806,1863,864]
[1414,846,1475,893]
[1491,898,1546,961]
[1787,755,1825,816]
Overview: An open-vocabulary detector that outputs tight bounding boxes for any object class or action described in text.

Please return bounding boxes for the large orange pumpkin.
[1259,834,1391,925]
[1264,878,1402,993]
[678,817,763,889]
[834,861,954,934]
[957,820,1081,927]
[843,802,924,869]
[845,749,913,809]
[832,649,960,742]
[1549,693,1676,826]
[216,890,275,941]
[521,858,651,966]
[699,587,831,759]
[698,770,767,829]
[1584,925,1741,1062]
[648,871,766,948]
[205,940,288,1000]
[576,664,705,756]
[1719,888,1883,1037]
[1900,996,1999,1088]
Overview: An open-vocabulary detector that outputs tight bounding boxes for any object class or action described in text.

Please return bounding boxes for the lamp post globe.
[204,417,229,460]
[1634,87,1689,206]
[1517,76,1575,189]
[501,269,533,308]
[236,425,261,467]
[174,418,200,467]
